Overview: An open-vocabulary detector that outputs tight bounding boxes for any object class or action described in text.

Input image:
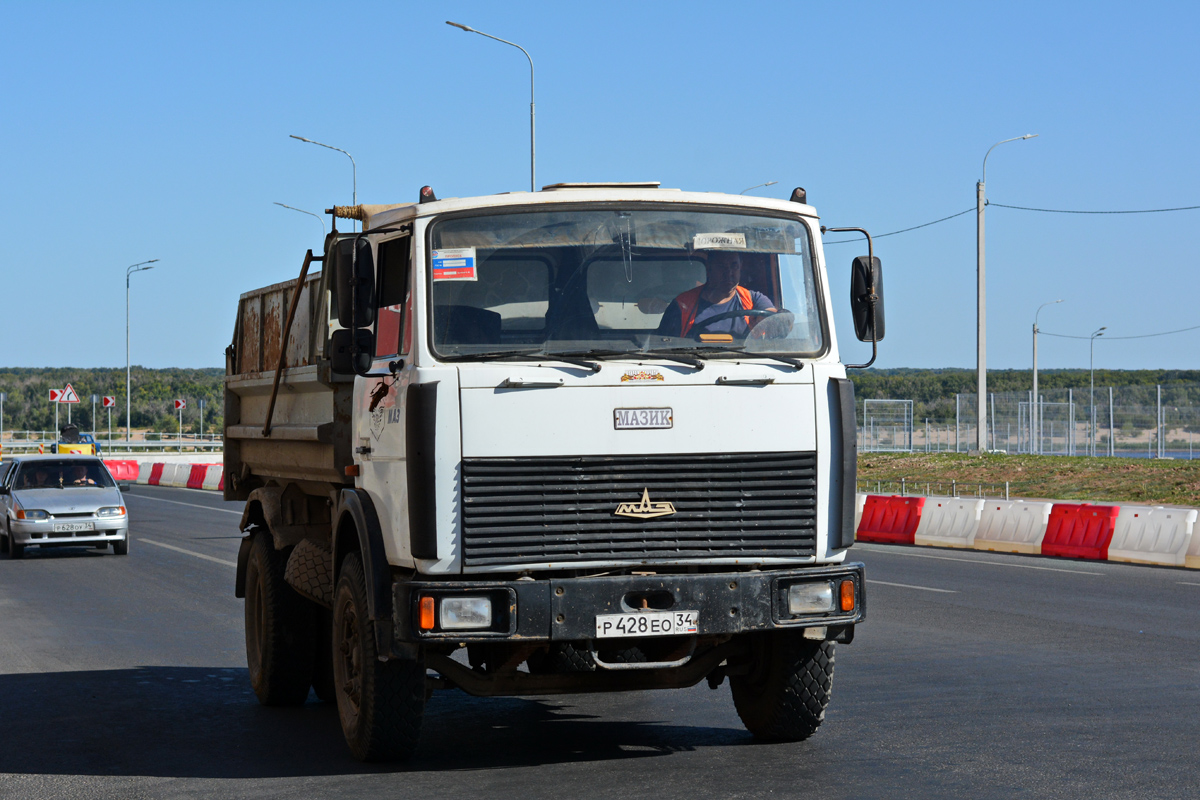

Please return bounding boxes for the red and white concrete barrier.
[857,492,1200,570]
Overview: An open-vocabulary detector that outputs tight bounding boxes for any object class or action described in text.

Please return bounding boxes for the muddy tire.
[730,633,835,742]
[333,553,424,762]
[244,531,315,706]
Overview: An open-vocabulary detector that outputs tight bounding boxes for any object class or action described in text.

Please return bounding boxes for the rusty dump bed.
[223,268,353,497]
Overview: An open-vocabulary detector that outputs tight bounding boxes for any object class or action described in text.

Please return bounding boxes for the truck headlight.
[16,509,48,521]
[439,596,493,630]
[97,506,126,518]
[787,582,834,615]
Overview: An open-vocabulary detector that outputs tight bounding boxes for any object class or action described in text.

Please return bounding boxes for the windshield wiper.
[700,348,805,370]
[463,350,603,373]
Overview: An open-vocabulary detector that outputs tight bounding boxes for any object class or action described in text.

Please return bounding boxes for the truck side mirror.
[330,328,374,375]
[850,255,885,342]
[334,237,377,329]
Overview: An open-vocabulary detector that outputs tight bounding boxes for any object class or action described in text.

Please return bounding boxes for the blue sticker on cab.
[432,248,477,281]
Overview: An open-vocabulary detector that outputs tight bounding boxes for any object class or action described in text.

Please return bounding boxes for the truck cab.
[225,182,883,762]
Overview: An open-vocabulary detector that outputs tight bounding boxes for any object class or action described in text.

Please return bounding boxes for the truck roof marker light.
[419,596,436,630]
[839,580,855,612]
[419,185,438,203]
[790,187,807,204]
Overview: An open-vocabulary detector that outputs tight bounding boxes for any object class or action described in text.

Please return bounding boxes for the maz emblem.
[614,489,676,519]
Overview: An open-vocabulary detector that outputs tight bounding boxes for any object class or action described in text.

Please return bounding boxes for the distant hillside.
[0,367,223,434]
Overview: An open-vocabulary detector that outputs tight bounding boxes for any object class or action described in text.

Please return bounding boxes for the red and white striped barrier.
[857,493,1200,570]
[116,460,224,493]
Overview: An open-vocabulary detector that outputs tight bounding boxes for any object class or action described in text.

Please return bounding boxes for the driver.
[69,465,96,486]
[655,250,776,338]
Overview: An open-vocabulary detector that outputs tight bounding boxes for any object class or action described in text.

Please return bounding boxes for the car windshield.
[14,460,115,490]
[426,207,825,360]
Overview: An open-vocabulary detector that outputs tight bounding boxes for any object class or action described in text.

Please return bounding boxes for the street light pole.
[1090,327,1106,456]
[739,181,778,195]
[125,259,158,442]
[447,21,536,192]
[1032,299,1063,454]
[977,134,1038,453]
[290,136,357,229]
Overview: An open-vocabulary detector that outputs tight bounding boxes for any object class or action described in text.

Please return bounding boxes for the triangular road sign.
[59,384,80,404]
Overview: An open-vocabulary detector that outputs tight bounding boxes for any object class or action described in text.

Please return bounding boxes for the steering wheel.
[691,308,779,329]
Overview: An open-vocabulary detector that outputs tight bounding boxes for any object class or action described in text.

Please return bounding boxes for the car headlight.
[97,506,126,518]
[438,596,493,630]
[16,509,48,521]
[787,582,834,615]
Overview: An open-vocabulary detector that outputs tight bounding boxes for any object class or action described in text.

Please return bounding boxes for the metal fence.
[891,384,1200,458]
[860,399,913,452]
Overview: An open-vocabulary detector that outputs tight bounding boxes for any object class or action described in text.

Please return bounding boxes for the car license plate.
[595,610,698,638]
[53,522,94,533]
[613,407,673,430]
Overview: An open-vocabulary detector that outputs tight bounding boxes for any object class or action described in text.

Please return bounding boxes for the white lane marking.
[1178,582,1200,587]
[140,538,237,568]
[866,579,956,594]
[854,544,1104,576]
[124,493,242,516]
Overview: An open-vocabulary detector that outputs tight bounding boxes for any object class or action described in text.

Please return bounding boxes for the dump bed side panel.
[224,270,353,499]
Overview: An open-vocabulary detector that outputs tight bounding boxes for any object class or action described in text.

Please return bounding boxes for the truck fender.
[234,534,253,599]
[333,488,392,622]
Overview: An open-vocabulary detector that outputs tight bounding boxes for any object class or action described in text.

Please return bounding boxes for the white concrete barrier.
[201,465,223,491]
[1108,506,1196,566]
[160,462,190,488]
[854,493,867,532]
[914,497,985,549]
[136,462,155,485]
[1187,528,1200,570]
[973,500,1053,554]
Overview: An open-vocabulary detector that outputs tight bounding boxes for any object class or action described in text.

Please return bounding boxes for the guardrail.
[857,478,1011,501]
[2,441,223,454]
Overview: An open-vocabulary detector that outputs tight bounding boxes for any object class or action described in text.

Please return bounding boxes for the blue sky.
[2,0,1197,371]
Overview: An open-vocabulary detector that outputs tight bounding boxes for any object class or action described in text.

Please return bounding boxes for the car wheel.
[333,552,425,761]
[8,538,24,560]
[113,537,129,556]
[244,531,315,706]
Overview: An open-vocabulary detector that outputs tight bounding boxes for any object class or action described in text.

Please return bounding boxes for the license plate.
[53,522,94,533]
[614,407,673,430]
[595,610,698,638]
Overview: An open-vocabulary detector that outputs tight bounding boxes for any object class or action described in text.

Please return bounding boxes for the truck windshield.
[427,207,825,360]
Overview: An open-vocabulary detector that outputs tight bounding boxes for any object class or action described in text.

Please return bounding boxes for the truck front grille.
[460,452,818,567]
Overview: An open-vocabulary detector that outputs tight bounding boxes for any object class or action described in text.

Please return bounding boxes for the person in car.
[25,466,54,489]
[655,250,776,338]
[69,465,97,486]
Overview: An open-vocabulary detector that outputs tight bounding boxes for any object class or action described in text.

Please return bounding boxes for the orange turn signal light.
[418,596,436,630]
[344,465,360,477]
[839,580,856,612]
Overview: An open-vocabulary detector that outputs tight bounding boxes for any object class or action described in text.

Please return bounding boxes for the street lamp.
[126,259,158,442]
[273,202,327,240]
[290,135,357,229]
[1090,326,1106,456]
[739,181,778,195]
[976,133,1038,453]
[1031,299,1063,454]
[447,21,536,192]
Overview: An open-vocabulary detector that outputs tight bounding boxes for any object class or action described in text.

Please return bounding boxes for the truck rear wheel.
[730,633,835,742]
[312,606,336,703]
[244,531,315,706]
[333,553,425,762]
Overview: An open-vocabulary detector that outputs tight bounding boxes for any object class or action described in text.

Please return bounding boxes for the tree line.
[0,367,223,435]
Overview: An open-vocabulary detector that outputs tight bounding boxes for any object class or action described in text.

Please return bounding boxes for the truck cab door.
[357,233,416,566]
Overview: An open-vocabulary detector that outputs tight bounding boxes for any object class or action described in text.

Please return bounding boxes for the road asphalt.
[0,484,1196,799]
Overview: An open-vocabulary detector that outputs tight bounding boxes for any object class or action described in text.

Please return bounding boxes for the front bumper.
[394,563,865,643]
[9,519,129,547]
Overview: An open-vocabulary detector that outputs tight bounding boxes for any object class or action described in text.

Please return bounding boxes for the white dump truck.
[225,182,883,761]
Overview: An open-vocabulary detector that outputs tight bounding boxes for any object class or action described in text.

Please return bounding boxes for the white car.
[0,455,130,559]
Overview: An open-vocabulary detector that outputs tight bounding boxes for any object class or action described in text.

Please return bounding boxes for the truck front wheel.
[244,531,315,706]
[730,632,835,742]
[332,552,425,762]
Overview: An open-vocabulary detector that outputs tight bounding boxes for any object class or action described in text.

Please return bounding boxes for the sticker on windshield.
[693,233,746,250]
[432,248,478,281]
